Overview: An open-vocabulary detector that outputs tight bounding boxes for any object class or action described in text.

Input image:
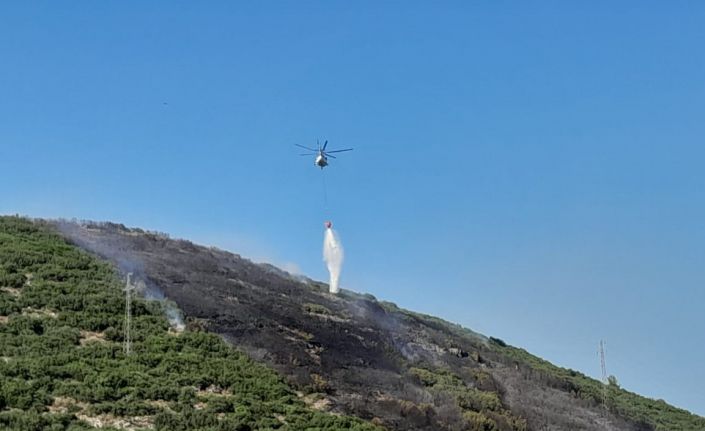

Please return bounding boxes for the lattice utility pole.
[599,339,608,411]
[123,273,134,355]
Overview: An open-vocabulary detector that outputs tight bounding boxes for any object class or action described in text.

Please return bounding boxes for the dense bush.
[409,367,526,431]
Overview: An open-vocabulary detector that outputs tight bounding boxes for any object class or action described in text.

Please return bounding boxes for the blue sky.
[2,1,704,416]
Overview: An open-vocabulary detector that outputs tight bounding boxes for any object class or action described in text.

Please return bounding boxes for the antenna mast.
[599,339,608,410]
[124,273,134,355]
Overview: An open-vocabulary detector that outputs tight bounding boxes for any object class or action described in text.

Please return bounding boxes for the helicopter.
[296,140,353,169]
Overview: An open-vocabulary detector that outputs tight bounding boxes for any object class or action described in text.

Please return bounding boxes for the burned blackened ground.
[55,221,646,431]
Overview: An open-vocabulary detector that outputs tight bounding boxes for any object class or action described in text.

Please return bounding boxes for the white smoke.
[135,278,185,332]
[323,228,344,294]
[165,305,186,332]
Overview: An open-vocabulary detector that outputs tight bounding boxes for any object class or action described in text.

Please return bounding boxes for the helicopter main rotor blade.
[322,140,328,151]
[299,153,316,156]
[326,154,337,159]
[325,148,353,153]
[295,144,318,152]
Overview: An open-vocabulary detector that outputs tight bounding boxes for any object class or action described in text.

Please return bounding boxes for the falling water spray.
[323,222,344,294]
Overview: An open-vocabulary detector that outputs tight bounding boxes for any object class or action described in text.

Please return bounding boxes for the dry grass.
[196,385,232,397]
[146,400,171,410]
[0,286,22,296]
[76,413,153,430]
[21,307,58,318]
[302,393,333,412]
[48,396,88,414]
[50,396,154,430]
[79,330,107,345]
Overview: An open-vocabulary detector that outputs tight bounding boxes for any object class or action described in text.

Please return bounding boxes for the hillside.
[0,217,380,430]
[2,216,704,430]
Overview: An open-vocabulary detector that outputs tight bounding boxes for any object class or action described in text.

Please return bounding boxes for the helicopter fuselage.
[315,153,328,168]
